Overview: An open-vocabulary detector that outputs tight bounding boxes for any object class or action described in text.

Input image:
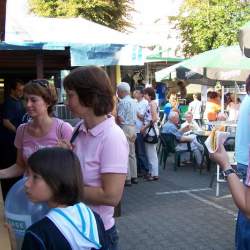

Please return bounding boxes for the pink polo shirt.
[15,118,73,162]
[72,116,128,230]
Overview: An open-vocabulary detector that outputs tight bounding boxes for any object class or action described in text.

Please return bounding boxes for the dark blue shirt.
[3,96,25,129]
[1,96,25,142]
[156,83,166,100]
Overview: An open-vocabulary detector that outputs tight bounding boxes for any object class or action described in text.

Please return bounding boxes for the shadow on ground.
[117,156,237,250]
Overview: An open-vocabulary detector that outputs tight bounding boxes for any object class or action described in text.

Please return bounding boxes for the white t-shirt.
[135,98,148,133]
[188,99,202,119]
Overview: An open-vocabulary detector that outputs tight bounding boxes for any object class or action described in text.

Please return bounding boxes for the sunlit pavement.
[117,157,237,250]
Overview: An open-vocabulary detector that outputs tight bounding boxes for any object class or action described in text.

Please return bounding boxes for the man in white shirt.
[188,94,202,127]
[181,111,201,133]
[162,111,204,166]
[117,82,138,186]
[133,88,149,178]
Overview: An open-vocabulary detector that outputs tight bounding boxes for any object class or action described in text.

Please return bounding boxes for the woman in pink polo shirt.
[0,80,73,182]
[63,66,129,250]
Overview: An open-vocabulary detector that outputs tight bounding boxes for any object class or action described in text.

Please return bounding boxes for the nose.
[26,99,32,107]
[64,98,69,106]
[24,176,32,189]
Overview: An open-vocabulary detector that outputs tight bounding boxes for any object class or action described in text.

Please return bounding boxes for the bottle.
[4,178,49,250]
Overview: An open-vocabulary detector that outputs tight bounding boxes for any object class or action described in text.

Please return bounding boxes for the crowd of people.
[0,68,249,249]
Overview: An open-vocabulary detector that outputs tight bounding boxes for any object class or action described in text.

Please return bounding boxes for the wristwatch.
[222,168,237,179]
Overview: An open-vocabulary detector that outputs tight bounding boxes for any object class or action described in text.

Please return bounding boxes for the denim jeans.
[106,225,119,250]
[235,163,249,249]
[236,163,248,183]
[236,210,250,250]
[135,133,149,174]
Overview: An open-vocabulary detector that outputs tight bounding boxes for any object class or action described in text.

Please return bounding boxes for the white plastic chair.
[215,151,241,197]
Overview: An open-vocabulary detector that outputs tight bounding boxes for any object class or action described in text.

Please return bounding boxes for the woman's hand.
[209,144,230,170]
[140,126,147,135]
[57,140,73,150]
[4,223,16,250]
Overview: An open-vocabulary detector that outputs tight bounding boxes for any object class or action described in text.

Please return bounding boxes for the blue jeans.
[235,163,249,249]
[135,133,149,174]
[106,225,119,250]
[236,210,250,250]
[236,163,248,183]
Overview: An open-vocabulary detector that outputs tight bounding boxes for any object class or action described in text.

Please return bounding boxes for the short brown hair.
[27,147,84,206]
[63,66,114,116]
[24,79,57,115]
[144,87,156,100]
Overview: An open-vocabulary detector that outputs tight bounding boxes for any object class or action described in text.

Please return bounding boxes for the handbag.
[143,122,158,144]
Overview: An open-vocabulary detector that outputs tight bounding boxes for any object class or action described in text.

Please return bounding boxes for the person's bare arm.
[83,173,126,206]
[150,102,158,123]
[210,145,250,217]
[2,119,16,133]
[116,115,124,125]
[137,112,144,121]
[178,135,193,143]
[0,149,25,179]
[179,125,190,133]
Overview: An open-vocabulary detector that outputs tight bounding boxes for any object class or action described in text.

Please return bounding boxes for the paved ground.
[116,156,238,250]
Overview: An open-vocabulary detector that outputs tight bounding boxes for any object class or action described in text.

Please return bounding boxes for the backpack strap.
[70,123,82,144]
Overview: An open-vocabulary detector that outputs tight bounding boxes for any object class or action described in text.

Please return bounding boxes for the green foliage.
[28,0,134,31]
[173,0,250,56]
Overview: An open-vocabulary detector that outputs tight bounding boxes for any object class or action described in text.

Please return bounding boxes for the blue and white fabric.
[47,202,101,250]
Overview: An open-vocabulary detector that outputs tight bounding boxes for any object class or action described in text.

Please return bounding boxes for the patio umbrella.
[155,45,250,86]
[239,21,250,58]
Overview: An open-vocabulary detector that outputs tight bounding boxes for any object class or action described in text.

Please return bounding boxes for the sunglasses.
[30,79,49,88]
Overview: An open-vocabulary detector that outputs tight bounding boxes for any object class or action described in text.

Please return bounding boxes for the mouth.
[25,189,31,198]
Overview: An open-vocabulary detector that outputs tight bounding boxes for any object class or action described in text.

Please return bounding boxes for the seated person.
[181,111,202,134]
[162,111,204,165]
[161,93,179,126]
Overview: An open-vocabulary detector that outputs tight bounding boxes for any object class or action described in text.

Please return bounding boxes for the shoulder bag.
[143,122,158,144]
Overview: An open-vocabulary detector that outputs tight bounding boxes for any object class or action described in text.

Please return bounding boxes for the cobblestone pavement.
[116,157,237,250]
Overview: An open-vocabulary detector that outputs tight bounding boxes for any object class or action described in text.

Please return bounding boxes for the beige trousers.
[121,125,137,181]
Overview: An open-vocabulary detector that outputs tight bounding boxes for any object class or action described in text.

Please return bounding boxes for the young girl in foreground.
[21,147,107,250]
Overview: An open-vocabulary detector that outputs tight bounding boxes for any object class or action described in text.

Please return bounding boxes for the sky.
[132,0,184,26]
[6,0,183,25]
[5,0,184,47]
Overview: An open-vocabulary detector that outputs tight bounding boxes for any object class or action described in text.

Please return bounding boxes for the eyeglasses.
[30,79,49,88]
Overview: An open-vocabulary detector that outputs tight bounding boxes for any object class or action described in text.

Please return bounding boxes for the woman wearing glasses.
[0,80,73,180]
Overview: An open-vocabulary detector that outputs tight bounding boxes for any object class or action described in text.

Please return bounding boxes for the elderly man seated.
[181,111,202,134]
[162,111,204,166]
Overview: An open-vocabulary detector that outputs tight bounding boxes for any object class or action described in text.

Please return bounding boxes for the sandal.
[144,174,153,181]
[153,176,159,181]
[147,176,154,181]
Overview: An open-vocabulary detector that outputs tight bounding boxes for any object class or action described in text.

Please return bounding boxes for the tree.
[173,0,250,56]
[28,0,134,31]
